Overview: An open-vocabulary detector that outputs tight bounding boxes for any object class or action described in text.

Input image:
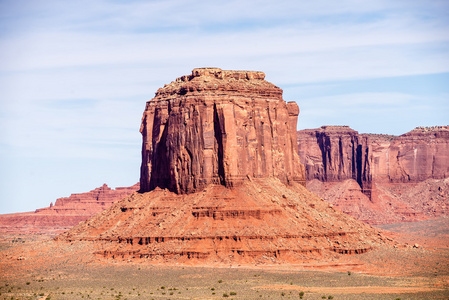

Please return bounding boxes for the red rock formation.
[298,126,449,224]
[297,126,372,197]
[140,67,305,194]
[306,179,429,225]
[0,183,139,234]
[60,178,387,264]
[369,126,449,183]
[58,68,389,265]
[36,183,140,216]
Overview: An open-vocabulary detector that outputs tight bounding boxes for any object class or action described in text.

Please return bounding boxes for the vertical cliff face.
[140,68,305,194]
[59,68,389,264]
[297,126,372,196]
[297,126,449,224]
[371,126,449,183]
[298,125,449,187]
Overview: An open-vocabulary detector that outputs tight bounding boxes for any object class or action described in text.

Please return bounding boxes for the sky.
[0,0,448,214]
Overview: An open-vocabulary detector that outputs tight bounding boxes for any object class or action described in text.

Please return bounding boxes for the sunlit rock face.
[373,126,449,183]
[297,126,449,225]
[58,69,388,264]
[140,68,305,194]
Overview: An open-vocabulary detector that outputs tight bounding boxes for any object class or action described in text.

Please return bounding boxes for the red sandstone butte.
[370,126,449,183]
[140,67,305,194]
[297,125,372,196]
[297,126,449,224]
[58,68,389,265]
[0,183,139,234]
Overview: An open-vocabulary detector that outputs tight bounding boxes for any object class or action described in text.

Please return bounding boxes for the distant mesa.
[0,183,139,234]
[58,68,389,264]
[36,183,139,216]
[297,125,372,196]
[298,125,449,224]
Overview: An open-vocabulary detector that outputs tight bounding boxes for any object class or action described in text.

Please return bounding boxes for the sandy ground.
[1,218,448,300]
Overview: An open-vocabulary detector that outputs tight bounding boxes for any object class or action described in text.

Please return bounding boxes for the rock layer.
[297,126,372,197]
[298,126,449,224]
[58,68,388,264]
[371,126,449,182]
[140,68,305,194]
[0,183,139,234]
[36,183,139,216]
[59,178,387,264]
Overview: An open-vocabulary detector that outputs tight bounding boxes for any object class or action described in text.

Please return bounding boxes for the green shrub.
[230,291,236,295]
[223,293,229,297]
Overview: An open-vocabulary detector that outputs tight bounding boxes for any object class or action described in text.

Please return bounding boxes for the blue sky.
[1,0,448,214]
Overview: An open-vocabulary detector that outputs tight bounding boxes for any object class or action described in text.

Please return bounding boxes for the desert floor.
[1,217,448,300]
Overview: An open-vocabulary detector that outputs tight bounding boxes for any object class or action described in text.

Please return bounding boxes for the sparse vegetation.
[0,231,446,300]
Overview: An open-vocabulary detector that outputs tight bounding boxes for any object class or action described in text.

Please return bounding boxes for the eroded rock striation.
[372,126,449,182]
[298,126,449,224]
[61,178,386,264]
[297,126,372,197]
[140,67,305,194]
[59,68,388,264]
